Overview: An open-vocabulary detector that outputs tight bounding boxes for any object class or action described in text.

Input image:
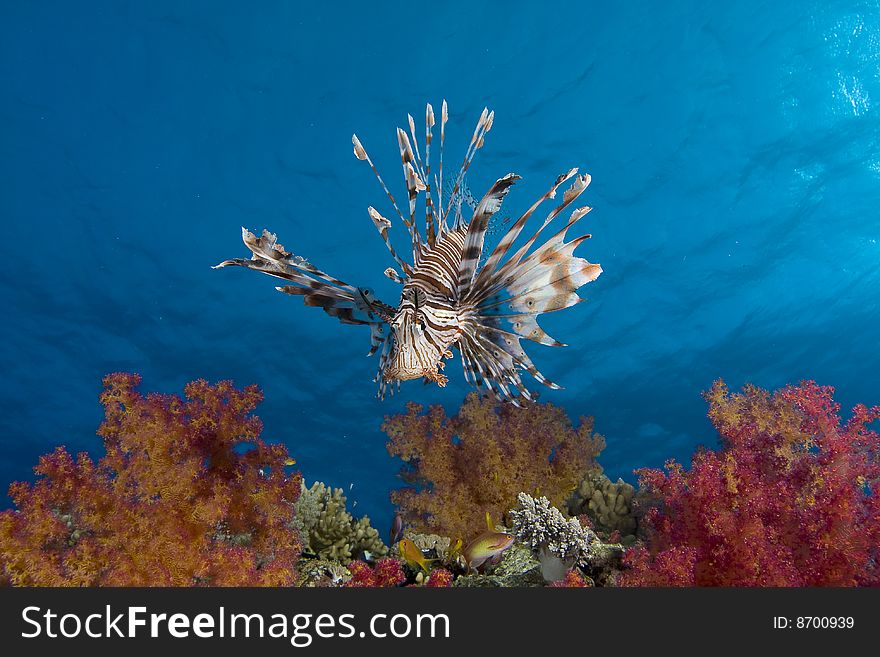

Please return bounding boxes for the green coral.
[293,481,387,565]
[567,470,637,543]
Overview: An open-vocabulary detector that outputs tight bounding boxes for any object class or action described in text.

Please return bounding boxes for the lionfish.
[214,102,602,406]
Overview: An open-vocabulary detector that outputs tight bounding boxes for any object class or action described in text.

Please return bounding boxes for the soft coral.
[0,373,302,586]
[619,380,880,587]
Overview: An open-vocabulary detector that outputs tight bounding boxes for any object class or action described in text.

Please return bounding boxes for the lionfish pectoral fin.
[455,172,601,405]
[216,227,392,359]
[456,173,520,299]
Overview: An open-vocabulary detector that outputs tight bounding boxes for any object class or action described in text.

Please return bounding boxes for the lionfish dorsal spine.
[352,133,413,278]
[395,127,425,264]
[437,99,448,233]
[423,103,437,246]
[443,107,494,228]
[367,206,411,277]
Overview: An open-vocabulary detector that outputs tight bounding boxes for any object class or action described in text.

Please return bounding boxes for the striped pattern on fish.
[214,102,602,405]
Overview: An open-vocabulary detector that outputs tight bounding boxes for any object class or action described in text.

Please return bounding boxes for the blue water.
[2,0,879,530]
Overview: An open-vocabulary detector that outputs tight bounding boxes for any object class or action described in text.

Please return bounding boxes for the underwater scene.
[1,0,879,587]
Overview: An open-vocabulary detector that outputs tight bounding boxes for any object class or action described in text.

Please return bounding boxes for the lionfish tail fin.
[456,172,601,404]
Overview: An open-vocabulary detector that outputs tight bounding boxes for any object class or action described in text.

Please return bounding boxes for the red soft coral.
[344,560,377,587]
[425,568,454,587]
[344,558,406,587]
[0,373,302,586]
[619,380,880,587]
[548,570,591,587]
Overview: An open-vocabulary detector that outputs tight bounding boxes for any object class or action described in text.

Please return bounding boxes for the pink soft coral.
[0,373,302,586]
[619,380,880,587]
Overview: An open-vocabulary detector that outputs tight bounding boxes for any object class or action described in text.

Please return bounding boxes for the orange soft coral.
[384,393,604,540]
[0,373,302,586]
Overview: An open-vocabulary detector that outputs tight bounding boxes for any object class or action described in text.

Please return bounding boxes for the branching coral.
[568,471,637,543]
[0,373,302,586]
[619,380,880,587]
[294,481,387,564]
[384,393,604,540]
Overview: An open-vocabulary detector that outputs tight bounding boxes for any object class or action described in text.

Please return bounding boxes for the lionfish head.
[383,308,448,386]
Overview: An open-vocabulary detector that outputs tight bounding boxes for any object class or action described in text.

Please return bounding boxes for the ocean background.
[2,0,878,531]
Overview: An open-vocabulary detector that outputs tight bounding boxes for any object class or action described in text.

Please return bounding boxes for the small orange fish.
[463,531,515,572]
[398,538,432,573]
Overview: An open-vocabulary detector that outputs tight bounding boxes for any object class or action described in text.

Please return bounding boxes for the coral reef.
[568,471,638,543]
[294,481,387,565]
[295,558,351,587]
[548,570,592,587]
[344,558,406,587]
[4,372,875,589]
[425,568,455,587]
[509,492,606,582]
[403,531,452,560]
[618,380,880,587]
[0,373,302,586]
[400,531,468,573]
[384,393,605,540]
[453,543,545,587]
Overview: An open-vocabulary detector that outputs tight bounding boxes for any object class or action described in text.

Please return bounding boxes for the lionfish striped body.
[215,102,602,405]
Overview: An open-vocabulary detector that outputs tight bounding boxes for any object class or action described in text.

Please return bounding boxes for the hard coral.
[619,380,880,587]
[568,471,637,543]
[384,393,604,540]
[452,543,544,587]
[294,481,387,565]
[510,492,602,582]
[0,373,302,586]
